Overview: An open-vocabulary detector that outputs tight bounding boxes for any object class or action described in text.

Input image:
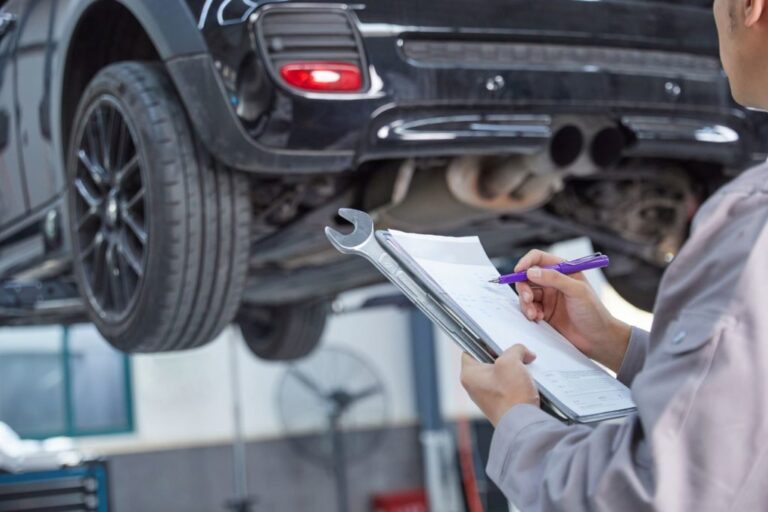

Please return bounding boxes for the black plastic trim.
[255,6,370,95]
[166,53,355,174]
[115,0,207,58]
[403,40,723,82]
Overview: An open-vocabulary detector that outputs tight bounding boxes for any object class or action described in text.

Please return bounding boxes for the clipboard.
[375,230,572,423]
[325,208,634,424]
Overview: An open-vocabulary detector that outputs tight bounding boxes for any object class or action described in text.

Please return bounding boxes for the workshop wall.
[67,286,427,512]
[75,286,421,454]
[107,425,422,512]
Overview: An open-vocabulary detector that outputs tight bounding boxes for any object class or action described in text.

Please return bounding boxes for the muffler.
[446,117,627,212]
[370,117,628,227]
[446,155,560,212]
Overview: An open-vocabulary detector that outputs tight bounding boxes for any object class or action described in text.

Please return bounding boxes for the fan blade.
[350,384,381,403]
[289,368,327,399]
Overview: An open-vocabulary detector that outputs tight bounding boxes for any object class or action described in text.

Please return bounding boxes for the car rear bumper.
[364,107,757,168]
[178,1,768,174]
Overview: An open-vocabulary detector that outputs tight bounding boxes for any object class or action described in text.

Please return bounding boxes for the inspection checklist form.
[389,230,636,422]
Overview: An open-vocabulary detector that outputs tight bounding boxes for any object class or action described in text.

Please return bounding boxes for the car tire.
[67,61,251,352]
[237,301,329,361]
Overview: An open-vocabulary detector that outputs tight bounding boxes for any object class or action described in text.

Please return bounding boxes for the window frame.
[0,326,135,440]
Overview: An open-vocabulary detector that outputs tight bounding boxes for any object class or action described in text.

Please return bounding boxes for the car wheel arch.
[54,0,206,186]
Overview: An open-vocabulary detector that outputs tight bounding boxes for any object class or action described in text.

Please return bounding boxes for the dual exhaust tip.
[446,119,629,212]
[550,122,627,172]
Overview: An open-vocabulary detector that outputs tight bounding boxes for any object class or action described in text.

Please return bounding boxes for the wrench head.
[324,208,374,253]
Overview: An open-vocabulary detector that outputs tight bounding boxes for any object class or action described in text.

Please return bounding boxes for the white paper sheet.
[389,230,635,419]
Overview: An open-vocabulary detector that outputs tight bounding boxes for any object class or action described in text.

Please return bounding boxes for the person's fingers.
[522,302,541,320]
[461,352,494,375]
[517,282,545,304]
[520,345,537,364]
[460,353,475,388]
[502,344,538,365]
[516,282,534,303]
[460,352,491,390]
[461,352,482,368]
[517,282,546,320]
[514,249,565,272]
[526,267,585,296]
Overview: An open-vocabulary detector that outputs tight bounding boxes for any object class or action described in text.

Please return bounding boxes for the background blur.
[1,237,651,511]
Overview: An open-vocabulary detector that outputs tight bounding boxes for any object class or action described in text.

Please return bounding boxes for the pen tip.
[488,278,499,283]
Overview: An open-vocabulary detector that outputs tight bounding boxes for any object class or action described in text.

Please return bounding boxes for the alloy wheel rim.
[73,96,147,321]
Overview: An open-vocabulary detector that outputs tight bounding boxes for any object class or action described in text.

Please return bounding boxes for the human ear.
[744,0,765,27]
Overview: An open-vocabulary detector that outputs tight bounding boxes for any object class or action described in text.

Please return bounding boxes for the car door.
[9,0,61,213]
[0,6,25,230]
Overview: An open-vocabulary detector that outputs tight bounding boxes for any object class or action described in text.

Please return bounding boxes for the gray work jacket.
[487,163,768,511]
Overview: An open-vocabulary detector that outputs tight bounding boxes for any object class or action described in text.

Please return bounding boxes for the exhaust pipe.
[445,118,627,213]
[549,124,585,169]
[589,126,627,169]
[446,155,560,212]
[373,117,629,226]
[445,119,592,212]
[546,116,625,176]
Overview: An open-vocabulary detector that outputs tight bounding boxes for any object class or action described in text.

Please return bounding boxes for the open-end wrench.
[325,208,495,363]
[324,208,381,259]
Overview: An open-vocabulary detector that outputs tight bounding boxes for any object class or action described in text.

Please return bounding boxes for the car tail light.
[279,62,363,92]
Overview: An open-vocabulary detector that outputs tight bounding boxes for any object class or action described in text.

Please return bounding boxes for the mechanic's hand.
[461,345,540,426]
[514,249,631,373]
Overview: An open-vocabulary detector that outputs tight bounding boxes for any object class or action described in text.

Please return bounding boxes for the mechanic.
[459,0,768,509]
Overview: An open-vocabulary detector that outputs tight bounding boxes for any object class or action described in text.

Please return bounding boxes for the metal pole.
[227,332,253,512]
[330,412,350,512]
[409,309,464,512]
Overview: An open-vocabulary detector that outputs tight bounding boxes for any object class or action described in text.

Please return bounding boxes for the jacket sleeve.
[616,327,650,387]
[485,171,768,512]
[485,327,653,511]
[486,405,654,512]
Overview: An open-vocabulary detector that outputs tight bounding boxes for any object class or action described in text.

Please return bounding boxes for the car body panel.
[0,0,760,238]
[180,0,767,173]
[115,0,208,58]
[0,20,24,231]
[11,0,62,212]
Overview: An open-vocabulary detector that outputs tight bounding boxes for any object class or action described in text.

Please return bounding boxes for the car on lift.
[0,0,766,359]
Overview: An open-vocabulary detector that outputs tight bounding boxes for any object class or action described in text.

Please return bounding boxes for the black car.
[0,0,765,359]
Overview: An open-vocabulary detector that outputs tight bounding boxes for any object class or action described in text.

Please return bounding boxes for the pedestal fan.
[276,347,388,512]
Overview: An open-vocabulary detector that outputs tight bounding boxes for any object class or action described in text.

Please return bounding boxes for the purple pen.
[489,253,610,285]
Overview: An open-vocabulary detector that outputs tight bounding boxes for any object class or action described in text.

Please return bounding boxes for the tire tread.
[68,61,251,353]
